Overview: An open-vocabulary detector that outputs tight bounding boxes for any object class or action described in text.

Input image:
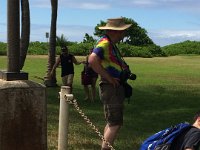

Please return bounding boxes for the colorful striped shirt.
[93,35,128,79]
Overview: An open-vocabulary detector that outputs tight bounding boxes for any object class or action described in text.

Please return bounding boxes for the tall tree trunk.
[44,0,58,86]
[7,0,20,72]
[20,0,30,70]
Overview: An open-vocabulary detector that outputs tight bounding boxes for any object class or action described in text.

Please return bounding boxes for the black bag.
[81,71,92,85]
[123,82,132,98]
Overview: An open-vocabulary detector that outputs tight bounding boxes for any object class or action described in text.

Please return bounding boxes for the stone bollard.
[0,79,47,150]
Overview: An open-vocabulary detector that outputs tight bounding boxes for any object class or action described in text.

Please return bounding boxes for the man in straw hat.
[89,17,132,150]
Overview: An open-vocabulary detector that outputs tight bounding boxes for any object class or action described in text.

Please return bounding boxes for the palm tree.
[20,0,30,70]
[44,0,58,86]
[56,34,68,47]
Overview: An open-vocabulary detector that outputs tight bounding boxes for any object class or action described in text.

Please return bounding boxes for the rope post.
[58,86,72,150]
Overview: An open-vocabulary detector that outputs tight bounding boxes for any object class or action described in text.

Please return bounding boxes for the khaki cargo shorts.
[62,74,74,86]
[99,81,125,126]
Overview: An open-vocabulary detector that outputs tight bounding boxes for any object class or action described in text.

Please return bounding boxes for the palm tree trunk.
[44,0,58,86]
[7,0,20,72]
[20,0,30,70]
[49,0,57,75]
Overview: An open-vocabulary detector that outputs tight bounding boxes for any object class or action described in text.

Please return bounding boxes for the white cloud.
[121,0,200,13]
[28,24,95,43]
[130,0,157,6]
[149,29,200,46]
[2,0,200,46]
[30,0,200,13]
[30,0,51,8]
[152,29,200,38]
[30,24,50,42]
[30,0,110,10]
[74,3,110,10]
[56,24,95,42]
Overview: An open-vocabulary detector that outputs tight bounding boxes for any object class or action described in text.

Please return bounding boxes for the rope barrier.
[64,94,115,150]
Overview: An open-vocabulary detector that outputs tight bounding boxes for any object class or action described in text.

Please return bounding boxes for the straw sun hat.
[98,17,132,31]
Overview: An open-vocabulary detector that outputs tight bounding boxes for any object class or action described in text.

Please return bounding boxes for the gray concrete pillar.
[0,79,47,150]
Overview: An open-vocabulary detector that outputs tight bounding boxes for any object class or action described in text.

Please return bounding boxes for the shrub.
[1,40,199,57]
[118,43,165,57]
[28,41,48,55]
[68,42,93,56]
[162,40,200,56]
[0,42,7,55]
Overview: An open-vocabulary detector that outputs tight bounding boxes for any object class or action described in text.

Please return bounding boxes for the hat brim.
[98,24,132,30]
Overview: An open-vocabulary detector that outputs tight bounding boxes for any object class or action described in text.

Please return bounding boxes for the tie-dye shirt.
[93,35,128,79]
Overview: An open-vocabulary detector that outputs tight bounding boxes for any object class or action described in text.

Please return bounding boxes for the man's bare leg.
[101,124,121,149]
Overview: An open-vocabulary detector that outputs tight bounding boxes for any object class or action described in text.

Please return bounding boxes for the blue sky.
[1,0,200,46]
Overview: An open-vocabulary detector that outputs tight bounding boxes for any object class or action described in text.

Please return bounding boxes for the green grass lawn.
[0,55,200,150]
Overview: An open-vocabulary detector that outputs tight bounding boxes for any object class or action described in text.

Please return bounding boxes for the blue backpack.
[140,122,191,150]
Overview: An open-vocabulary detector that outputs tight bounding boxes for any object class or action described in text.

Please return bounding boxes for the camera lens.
[129,73,137,80]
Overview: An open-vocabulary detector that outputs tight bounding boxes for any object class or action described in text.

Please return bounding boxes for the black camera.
[120,68,137,83]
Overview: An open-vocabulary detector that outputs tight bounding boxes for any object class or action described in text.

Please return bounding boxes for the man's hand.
[108,77,120,88]
[89,53,120,88]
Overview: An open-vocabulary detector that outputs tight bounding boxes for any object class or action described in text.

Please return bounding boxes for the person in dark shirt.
[82,54,98,101]
[51,46,83,93]
[171,111,200,150]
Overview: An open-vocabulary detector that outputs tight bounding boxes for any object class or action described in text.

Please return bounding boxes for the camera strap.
[112,43,129,71]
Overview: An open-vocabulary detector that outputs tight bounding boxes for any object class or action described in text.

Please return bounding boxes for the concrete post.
[58,86,73,150]
[0,80,47,150]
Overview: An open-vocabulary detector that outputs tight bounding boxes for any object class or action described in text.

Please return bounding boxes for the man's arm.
[88,52,120,87]
[50,57,61,76]
[72,56,82,65]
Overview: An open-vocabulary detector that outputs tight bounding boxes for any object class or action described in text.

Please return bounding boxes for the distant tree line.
[1,40,200,57]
